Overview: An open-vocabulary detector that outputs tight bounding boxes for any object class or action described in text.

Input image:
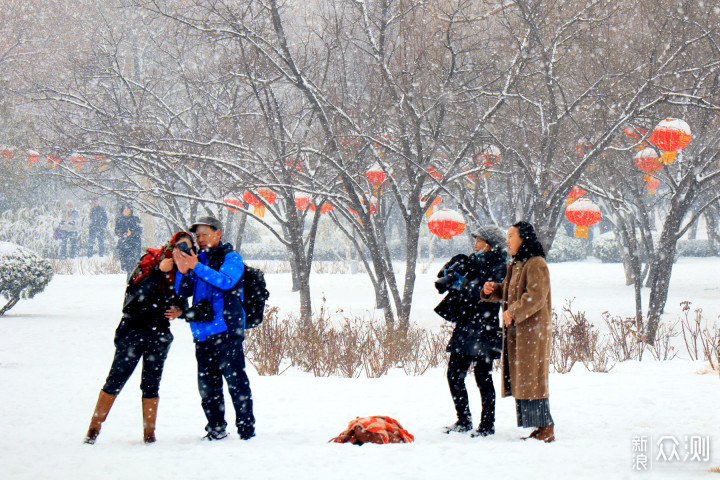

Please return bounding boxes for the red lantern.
[224,197,243,213]
[428,209,466,239]
[295,193,311,210]
[0,147,14,159]
[47,155,62,169]
[310,202,334,214]
[633,147,663,190]
[244,188,277,217]
[365,163,387,195]
[426,166,444,181]
[70,154,87,170]
[650,118,691,165]
[93,155,109,171]
[566,186,587,206]
[645,178,661,194]
[27,150,40,167]
[565,199,601,239]
[420,194,442,217]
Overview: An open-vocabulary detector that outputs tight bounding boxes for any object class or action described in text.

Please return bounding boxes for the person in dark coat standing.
[482,221,555,443]
[58,200,80,258]
[87,199,108,257]
[84,231,193,445]
[115,206,143,279]
[434,225,507,437]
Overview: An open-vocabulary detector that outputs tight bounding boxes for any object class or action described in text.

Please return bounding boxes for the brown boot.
[534,425,555,443]
[521,428,540,440]
[142,397,159,444]
[84,390,117,444]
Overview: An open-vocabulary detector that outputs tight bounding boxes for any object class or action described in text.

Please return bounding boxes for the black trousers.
[195,332,255,436]
[447,352,495,427]
[102,327,173,398]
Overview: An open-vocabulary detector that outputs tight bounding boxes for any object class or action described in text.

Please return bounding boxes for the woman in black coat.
[84,231,193,445]
[435,225,507,437]
[115,206,143,279]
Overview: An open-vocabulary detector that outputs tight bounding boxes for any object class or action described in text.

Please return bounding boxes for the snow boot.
[142,397,159,444]
[471,398,495,437]
[442,419,473,434]
[533,425,555,443]
[84,390,117,444]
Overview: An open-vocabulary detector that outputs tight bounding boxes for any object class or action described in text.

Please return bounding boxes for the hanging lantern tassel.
[659,151,677,165]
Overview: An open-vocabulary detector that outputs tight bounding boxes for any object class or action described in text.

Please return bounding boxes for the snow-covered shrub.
[0,242,53,315]
[677,239,716,257]
[592,233,622,263]
[546,232,588,263]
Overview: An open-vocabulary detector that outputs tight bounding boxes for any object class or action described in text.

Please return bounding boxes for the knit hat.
[470,225,506,247]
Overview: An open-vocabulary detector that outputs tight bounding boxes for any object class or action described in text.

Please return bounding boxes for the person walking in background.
[435,225,507,437]
[482,221,555,443]
[84,231,193,445]
[87,199,108,257]
[58,200,80,258]
[115,205,143,280]
[169,216,256,442]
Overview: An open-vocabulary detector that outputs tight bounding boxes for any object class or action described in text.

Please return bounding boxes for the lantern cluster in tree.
[428,209,465,239]
[633,148,663,194]
[566,186,586,206]
[650,118,691,165]
[365,163,387,195]
[295,192,311,210]
[421,194,442,217]
[565,199,601,239]
[244,188,277,218]
[310,201,334,214]
[482,145,501,176]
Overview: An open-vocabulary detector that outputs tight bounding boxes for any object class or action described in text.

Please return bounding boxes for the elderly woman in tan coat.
[482,221,555,443]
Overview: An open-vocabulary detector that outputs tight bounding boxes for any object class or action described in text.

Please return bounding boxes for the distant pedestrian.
[482,221,555,443]
[87,199,108,257]
[58,200,80,258]
[84,231,193,445]
[115,206,143,280]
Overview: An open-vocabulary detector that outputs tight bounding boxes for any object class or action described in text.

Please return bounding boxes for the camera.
[435,254,475,294]
[176,242,193,255]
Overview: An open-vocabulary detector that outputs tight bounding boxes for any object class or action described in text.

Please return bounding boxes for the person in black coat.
[84,231,193,445]
[87,199,108,257]
[115,206,143,279]
[435,225,507,437]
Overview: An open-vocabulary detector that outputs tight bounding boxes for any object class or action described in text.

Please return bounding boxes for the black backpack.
[242,265,269,329]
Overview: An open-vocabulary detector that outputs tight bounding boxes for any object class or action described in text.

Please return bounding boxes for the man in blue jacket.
[170,216,255,441]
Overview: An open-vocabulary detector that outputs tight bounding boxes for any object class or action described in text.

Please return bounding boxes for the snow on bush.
[0,242,54,315]
[546,231,588,263]
[677,239,717,257]
[592,232,622,263]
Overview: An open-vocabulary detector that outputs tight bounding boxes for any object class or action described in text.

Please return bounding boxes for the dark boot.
[442,419,473,434]
[471,390,496,437]
[84,390,117,444]
[142,397,159,444]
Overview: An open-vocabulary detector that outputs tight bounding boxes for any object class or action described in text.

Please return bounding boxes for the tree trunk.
[0,296,20,316]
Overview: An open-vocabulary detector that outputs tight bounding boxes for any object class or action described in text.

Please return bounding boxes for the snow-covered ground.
[1,258,718,479]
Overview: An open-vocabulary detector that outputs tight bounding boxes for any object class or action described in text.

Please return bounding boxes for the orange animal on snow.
[330,416,414,445]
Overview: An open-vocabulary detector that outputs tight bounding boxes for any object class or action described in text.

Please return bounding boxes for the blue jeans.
[195,332,255,436]
[87,229,105,257]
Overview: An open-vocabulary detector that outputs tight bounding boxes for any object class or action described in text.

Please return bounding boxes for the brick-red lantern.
[420,194,442,217]
[565,199,601,239]
[93,155,109,171]
[244,188,277,218]
[650,118,691,165]
[0,147,14,159]
[566,186,586,206]
[47,155,62,169]
[224,197,243,213]
[634,147,663,190]
[426,166,444,181]
[70,154,87,170]
[295,193,311,210]
[365,163,387,195]
[310,202,333,214]
[27,150,40,167]
[428,209,465,239]
[646,178,661,194]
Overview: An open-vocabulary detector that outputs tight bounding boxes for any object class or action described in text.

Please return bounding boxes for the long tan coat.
[483,256,552,400]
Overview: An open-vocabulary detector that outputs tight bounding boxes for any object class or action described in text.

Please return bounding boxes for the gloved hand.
[448,272,466,291]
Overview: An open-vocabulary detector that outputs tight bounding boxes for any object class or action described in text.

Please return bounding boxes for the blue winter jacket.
[175,242,245,342]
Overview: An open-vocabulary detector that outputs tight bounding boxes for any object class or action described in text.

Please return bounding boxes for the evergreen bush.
[0,242,54,315]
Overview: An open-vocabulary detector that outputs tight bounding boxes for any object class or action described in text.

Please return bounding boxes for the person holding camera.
[84,231,193,445]
[435,225,507,437]
[482,221,555,443]
[169,216,256,442]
